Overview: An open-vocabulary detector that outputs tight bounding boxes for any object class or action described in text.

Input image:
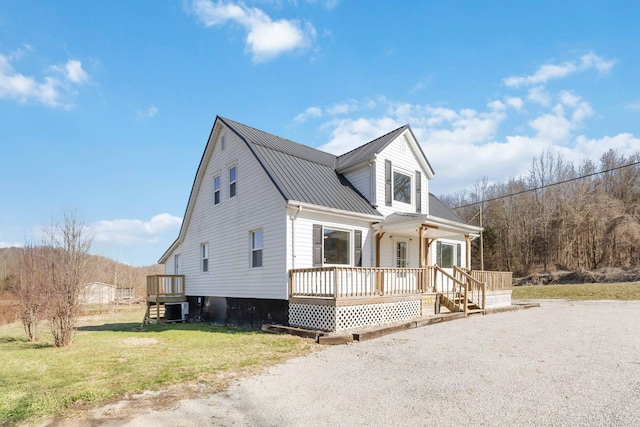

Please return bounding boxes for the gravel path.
[49,300,640,426]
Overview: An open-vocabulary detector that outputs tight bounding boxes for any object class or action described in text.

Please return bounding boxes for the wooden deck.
[289,266,512,317]
[143,275,187,325]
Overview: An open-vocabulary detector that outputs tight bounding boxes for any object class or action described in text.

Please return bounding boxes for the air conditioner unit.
[165,302,189,322]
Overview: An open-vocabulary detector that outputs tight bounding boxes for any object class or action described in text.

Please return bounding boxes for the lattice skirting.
[485,291,512,308]
[289,300,421,332]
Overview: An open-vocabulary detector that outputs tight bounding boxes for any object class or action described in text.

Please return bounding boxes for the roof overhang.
[287,200,383,221]
[372,212,481,239]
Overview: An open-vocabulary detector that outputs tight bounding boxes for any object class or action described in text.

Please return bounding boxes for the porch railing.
[470,270,513,291]
[146,275,185,299]
[289,267,431,299]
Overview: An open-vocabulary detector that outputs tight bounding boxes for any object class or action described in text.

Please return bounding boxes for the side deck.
[143,275,187,325]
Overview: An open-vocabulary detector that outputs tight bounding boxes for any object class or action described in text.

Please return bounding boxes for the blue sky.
[1,0,639,266]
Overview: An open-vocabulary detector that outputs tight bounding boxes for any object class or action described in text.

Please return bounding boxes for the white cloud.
[505,97,523,110]
[503,52,615,88]
[0,53,88,108]
[136,105,159,120]
[625,101,640,111]
[528,86,552,106]
[0,241,22,248]
[319,117,401,154]
[188,0,316,62]
[294,106,322,122]
[88,213,182,246]
[64,59,89,84]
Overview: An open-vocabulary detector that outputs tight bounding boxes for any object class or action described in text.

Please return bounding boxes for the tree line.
[442,149,640,276]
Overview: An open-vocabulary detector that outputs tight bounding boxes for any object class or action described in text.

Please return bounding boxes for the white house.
[156,116,512,331]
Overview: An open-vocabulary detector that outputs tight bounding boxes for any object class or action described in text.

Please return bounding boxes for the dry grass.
[0,308,314,425]
[512,282,640,300]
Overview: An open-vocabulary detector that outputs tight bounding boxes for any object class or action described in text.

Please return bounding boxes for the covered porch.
[289,266,512,332]
[289,212,512,332]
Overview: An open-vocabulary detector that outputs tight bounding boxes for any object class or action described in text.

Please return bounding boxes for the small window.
[393,171,412,204]
[201,243,209,272]
[323,228,350,265]
[213,175,220,205]
[174,254,180,274]
[251,229,263,268]
[229,166,237,198]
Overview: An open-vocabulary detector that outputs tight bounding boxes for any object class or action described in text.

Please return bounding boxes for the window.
[323,228,350,265]
[201,243,209,272]
[229,166,237,198]
[213,175,220,205]
[313,225,360,267]
[436,241,461,268]
[251,229,263,268]
[393,171,412,204]
[220,134,226,151]
[396,241,407,268]
[174,254,180,274]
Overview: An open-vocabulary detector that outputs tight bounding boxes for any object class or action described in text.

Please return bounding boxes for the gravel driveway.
[48,300,640,426]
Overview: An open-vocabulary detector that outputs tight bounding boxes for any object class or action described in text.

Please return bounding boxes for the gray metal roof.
[336,125,409,171]
[429,193,465,223]
[220,117,381,216]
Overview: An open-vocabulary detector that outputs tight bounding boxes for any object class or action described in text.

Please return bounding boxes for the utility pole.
[479,204,484,271]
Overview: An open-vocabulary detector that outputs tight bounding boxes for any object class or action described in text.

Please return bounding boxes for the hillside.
[0,247,162,294]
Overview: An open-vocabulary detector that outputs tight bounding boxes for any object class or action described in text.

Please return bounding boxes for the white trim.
[322,226,352,266]
[286,200,382,221]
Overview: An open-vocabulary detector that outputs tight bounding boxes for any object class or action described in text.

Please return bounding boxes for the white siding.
[343,164,374,204]
[375,133,430,217]
[168,127,288,300]
[288,209,374,270]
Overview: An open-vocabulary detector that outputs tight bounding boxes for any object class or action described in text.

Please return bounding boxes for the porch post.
[465,235,471,270]
[375,232,384,267]
[418,227,425,292]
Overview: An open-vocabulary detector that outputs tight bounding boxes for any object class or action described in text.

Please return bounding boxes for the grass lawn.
[0,307,314,425]
[512,282,640,300]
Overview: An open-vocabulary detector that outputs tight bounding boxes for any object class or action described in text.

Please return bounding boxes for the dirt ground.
[35,299,640,427]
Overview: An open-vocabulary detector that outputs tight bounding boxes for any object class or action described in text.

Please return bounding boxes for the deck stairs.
[440,292,485,315]
[143,302,166,325]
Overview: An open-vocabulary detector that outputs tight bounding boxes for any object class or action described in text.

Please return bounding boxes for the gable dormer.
[336,125,434,216]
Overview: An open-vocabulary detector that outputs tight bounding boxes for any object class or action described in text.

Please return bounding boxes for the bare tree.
[46,211,93,347]
[12,244,52,341]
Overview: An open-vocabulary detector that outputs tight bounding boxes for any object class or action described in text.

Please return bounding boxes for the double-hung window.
[393,171,412,204]
[213,175,220,205]
[201,243,209,272]
[229,166,237,198]
[250,229,263,268]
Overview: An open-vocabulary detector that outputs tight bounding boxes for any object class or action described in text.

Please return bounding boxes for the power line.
[451,160,640,210]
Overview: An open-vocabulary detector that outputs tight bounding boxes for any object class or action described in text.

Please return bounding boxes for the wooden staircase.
[440,292,484,315]
[434,266,486,317]
[143,302,166,325]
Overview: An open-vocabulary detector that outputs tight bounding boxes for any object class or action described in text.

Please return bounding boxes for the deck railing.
[146,275,185,298]
[454,266,486,311]
[289,267,431,299]
[470,270,513,291]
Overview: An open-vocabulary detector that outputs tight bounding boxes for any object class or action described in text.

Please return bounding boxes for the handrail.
[290,267,431,299]
[454,266,486,313]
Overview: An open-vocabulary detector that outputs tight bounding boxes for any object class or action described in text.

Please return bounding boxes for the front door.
[396,240,408,268]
